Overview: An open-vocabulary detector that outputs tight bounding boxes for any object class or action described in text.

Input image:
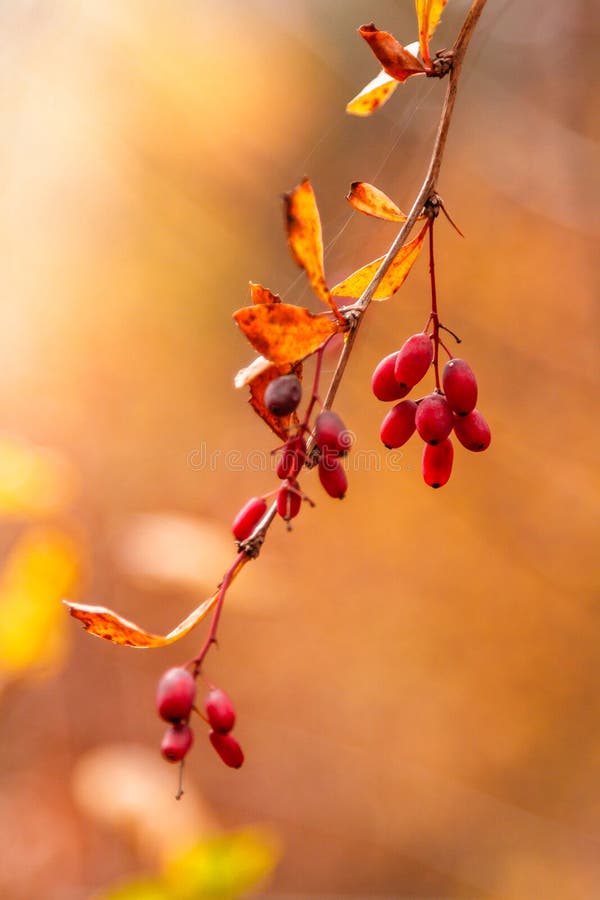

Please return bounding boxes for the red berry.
[264,374,302,417]
[232,496,267,542]
[277,480,302,521]
[156,667,196,723]
[314,410,352,456]
[161,723,194,763]
[380,399,417,448]
[276,435,306,480]
[209,731,244,769]
[442,359,478,415]
[422,438,454,488]
[415,393,454,445]
[318,454,348,499]
[393,333,433,389]
[205,688,236,734]
[371,352,410,402]
[453,409,491,452]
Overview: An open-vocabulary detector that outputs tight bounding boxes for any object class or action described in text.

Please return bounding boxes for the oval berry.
[318,454,348,499]
[232,496,267,542]
[314,410,352,456]
[380,399,417,449]
[276,435,306,480]
[371,352,410,402]
[453,409,491,452]
[422,438,454,488]
[277,480,302,522]
[442,359,478,415]
[205,688,236,734]
[156,667,196,723]
[415,393,453,445]
[161,723,194,763]
[264,374,302,417]
[394,333,433,389]
[209,731,244,769]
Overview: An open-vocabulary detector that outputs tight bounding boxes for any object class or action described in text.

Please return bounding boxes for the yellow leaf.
[331,223,428,301]
[233,303,342,367]
[0,527,81,675]
[347,182,407,222]
[346,69,399,117]
[358,23,425,81]
[415,0,448,66]
[283,179,343,321]
[64,593,218,648]
[249,282,281,305]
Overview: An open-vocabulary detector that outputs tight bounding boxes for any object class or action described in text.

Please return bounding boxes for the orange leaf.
[250,282,281,305]
[415,0,448,66]
[331,223,428,301]
[358,24,425,82]
[63,592,218,648]
[347,182,407,222]
[283,179,342,321]
[346,69,399,117]
[248,361,303,440]
[233,303,342,367]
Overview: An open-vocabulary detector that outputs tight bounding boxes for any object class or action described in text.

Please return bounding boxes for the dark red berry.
[371,352,410,402]
[276,435,306,480]
[156,667,196,723]
[380,399,417,448]
[314,410,352,456]
[442,358,478,415]
[415,393,454,445]
[161,723,194,762]
[453,409,491,452]
[232,496,267,542]
[318,454,348,499]
[209,731,244,769]
[205,688,236,734]
[393,333,433,389]
[264,374,302,417]
[277,480,302,521]
[422,438,454,488]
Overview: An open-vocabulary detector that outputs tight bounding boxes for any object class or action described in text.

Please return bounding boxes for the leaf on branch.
[63,592,219,648]
[233,302,343,367]
[331,222,428,301]
[248,361,303,440]
[234,355,273,389]
[415,0,448,66]
[358,24,425,82]
[283,179,343,321]
[347,182,407,222]
[249,282,281,305]
[346,69,399,117]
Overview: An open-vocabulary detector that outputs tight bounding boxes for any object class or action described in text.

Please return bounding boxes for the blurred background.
[0,0,598,897]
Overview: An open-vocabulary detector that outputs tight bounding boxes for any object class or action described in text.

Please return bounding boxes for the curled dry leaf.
[283,179,343,322]
[248,361,303,440]
[249,282,281,305]
[331,222,428,301]
[358,23,425,82]
[63,593,219,647]
[234,355,273,389]
[416,0,448,66]
[233,302,343,367]
[346,69,399,117]
[347,182,407,222]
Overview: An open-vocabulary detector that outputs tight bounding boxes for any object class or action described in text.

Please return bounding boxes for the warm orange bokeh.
[0,1,598,898]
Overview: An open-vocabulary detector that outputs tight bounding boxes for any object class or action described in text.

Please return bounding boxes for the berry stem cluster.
[149,0,489,790]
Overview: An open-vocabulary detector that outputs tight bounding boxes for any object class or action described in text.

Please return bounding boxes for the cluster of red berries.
[156,667,244,769]
[372,332,491,487]
[232,373,352,540]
